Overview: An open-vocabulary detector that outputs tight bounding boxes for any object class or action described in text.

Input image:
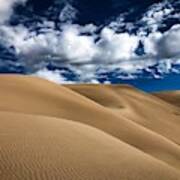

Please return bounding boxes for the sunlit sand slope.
[0,75,180,179]
[1,111,180,180]
[67,85,180,145]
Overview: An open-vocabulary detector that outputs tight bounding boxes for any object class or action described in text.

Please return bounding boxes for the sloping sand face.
[67,84,180,144]
[1,111,180,180]
[154,91,180,108]
[0,75,180,179]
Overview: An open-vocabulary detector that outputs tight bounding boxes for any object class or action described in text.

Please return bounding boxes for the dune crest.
[67,85,180,144]
[1,75,180,179]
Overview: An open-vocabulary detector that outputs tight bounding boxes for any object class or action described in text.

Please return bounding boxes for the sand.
[154,91,180,108]
[67,85,180,145]
[0,75,180,180]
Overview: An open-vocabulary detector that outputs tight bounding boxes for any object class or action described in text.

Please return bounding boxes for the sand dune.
[67,85,180,145]
[1,75,180,179]
[154,91,180,108]
[1,111,180,180]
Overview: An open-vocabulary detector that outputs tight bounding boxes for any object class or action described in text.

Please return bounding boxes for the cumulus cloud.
[0,0,27,24]
[1,20,180,82]
[98,27,139,61]
[35,68,73,84]
[59,25,98,63]
[0,24,61,66]
[0,0,180,83]
[143,24,180,59]
[143,31,163,56]
[0,23,140,65]
[140,0,173,32]
[156,25,180,58]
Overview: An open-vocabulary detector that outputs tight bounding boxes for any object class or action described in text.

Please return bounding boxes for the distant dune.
[154,91,180,108]
[1,75,180,180]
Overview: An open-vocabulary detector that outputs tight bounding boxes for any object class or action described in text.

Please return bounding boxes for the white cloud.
[1,21,178,82]
[140,0,173,32]
[0,0,27,24]
[0,24,140,65]
[143,24,180,59]
[0,0,180,83]
[78,24,97,34]
[156,25,180,58]
[143,31,163,56]
[0,25,31,53]
[98,27,139,62]
[34,68,73,84]
[34,67,102,84]
[59,25,98,63]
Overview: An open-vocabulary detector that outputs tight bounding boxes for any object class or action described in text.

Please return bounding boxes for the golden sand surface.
[0,75,180,180]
